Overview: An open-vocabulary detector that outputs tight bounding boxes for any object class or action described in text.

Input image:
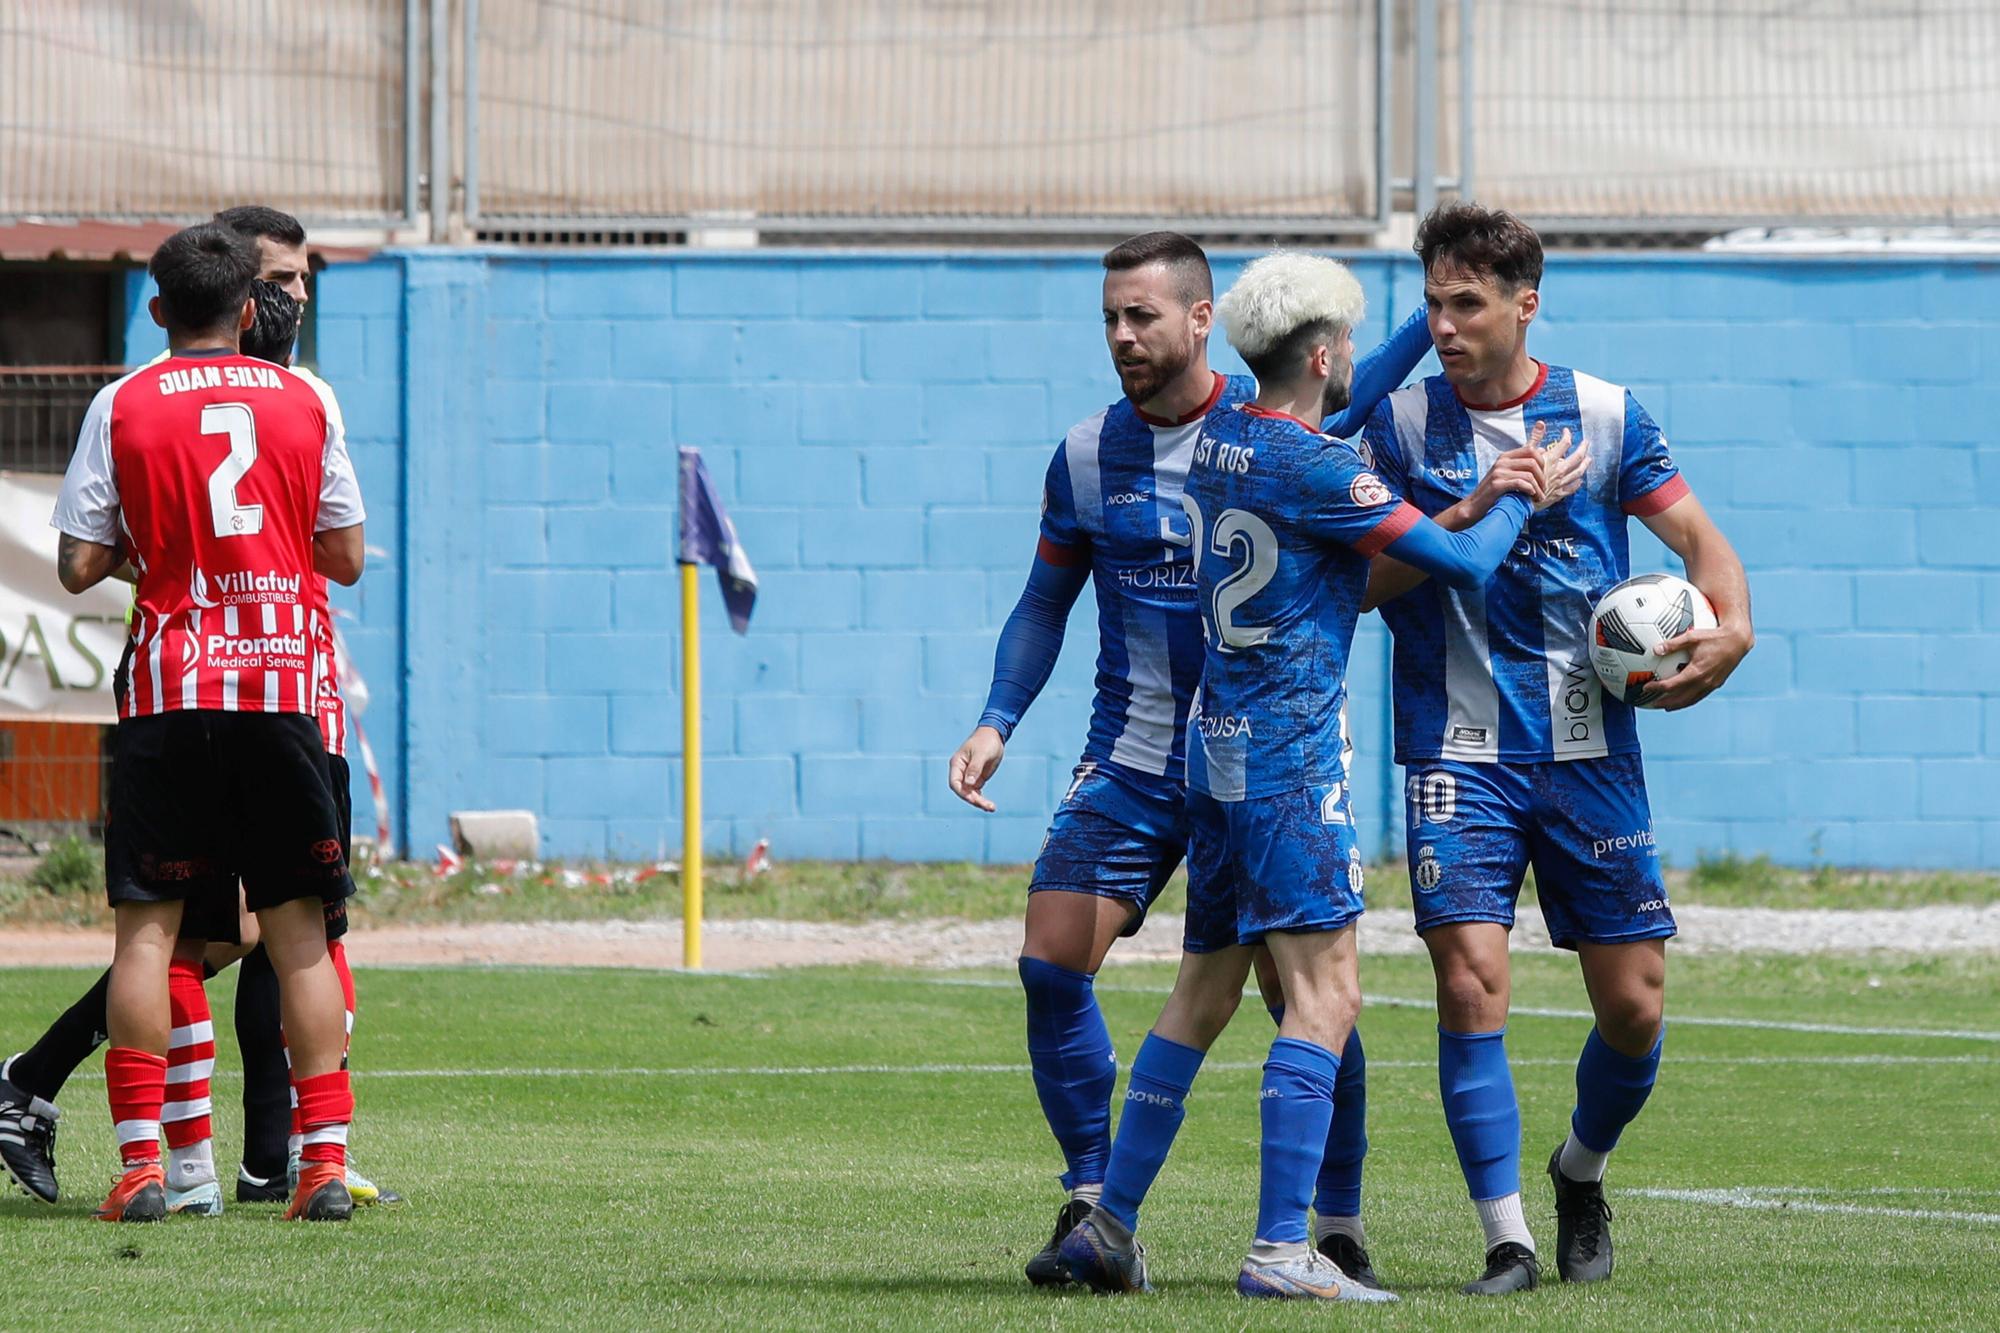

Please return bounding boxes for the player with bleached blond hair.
[1060,252,1587,1301]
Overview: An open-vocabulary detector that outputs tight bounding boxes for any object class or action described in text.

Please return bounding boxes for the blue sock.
[1018,957,1117,1190]
[1572,1024,1664,1152]
[1098,1033,1204,1231]
[1255,1037,1341,1246]
[1314,1027,1367,1218]
[1438,1026,1521,1201]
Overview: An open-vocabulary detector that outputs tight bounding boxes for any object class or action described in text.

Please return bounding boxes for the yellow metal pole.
[680,561,702,970]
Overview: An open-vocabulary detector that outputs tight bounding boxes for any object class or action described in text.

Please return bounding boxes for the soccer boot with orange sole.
[285,1161,354,1221]
[95,1162,166,1222]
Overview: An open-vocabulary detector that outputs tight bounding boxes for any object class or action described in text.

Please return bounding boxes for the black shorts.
[107,711,354,919]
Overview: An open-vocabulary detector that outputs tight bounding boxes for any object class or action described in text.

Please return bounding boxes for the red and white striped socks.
[287,941,358,1167]
[294,1070,353,1169]
[105,1047,166,1167]
[164,957,217,1189]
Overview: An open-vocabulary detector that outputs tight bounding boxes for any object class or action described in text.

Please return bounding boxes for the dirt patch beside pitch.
[3,902,1997,971]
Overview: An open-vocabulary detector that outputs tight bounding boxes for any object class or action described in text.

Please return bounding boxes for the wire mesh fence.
[0,0,415,225]
[1460,0,2000,228]
[466,0,1390,234]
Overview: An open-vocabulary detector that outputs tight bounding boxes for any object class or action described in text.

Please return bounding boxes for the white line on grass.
[915,977,2000,1042]
[1633,1187,2000,1226]
[63,1052,1983,1086]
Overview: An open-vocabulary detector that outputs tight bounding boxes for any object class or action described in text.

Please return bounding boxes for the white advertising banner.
[0,473,128,724]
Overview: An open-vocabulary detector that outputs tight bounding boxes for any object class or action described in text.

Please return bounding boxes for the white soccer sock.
[1070,1182,1103,1208]
[1475,1193,1535,1253]
[1247,1239,1310,1263]
[167,1139,216,1189]
[1558,1130,1611,1183]
[1314,1213,1365,1247]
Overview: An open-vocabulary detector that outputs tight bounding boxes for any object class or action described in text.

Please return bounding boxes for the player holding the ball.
[1358,203,1752,1295]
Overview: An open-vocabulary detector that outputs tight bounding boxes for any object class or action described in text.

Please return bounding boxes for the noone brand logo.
[1127,1088,1178,1108]
[1107,491,1150,506]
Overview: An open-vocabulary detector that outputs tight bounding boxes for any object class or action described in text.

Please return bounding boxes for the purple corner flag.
[678,446,758,634]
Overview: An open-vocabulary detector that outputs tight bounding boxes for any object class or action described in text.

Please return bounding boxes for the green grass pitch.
[0,952,1995,1329]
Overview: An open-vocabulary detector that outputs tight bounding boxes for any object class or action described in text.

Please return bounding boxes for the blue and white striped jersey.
[1361,362,1689,765]
[1039,372,1255,790]
[1183,406,1418,802]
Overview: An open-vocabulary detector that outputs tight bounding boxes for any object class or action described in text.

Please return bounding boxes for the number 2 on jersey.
[202,402,264,538]
[1179,493,1277,651]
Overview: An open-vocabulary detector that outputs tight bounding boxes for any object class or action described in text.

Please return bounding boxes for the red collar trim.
[1456,360,1547,412]
[1242,404,1320,432]
[1136,372,1226,427]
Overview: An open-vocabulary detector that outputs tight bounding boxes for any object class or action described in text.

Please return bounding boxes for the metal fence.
[1460,0,2000,229]
[0,369,119,474]
[8,1,2000,240]
[0,0,417,226]
[464,0,1391,235]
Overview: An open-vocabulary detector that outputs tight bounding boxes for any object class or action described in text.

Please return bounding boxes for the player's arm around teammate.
[53,223,364,1224]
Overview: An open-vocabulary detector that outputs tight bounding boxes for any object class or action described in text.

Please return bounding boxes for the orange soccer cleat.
[285,1160,354,1221]
[95,1161,166,1222]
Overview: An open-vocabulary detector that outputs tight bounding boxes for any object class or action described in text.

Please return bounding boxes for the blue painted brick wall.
[305,251,2000,870]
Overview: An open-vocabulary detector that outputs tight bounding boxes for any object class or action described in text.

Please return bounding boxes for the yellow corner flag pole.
[680,560,703,970]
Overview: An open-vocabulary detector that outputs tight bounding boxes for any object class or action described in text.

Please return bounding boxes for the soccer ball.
[1588,573,1718,708]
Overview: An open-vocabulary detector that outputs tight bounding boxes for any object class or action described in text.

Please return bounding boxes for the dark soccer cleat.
[1058,1208,1153,1294]
[285,1161,354,1222]
[1025,1197,1093,1287]
[1461,1241,1540,1296]
[1317,1232,1386,1291]
[1548,1147,1615,1282]
[0,1064,60,1204]
[95,1163,166,1223]
[236,1165,289,1204]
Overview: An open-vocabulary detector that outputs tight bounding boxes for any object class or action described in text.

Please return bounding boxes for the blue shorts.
[1184,782,1366,954]
[1404,754,1674,950]
[1029,760,1187,936]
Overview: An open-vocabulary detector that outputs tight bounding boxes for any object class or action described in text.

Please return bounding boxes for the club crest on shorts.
[1416,846,1442,891]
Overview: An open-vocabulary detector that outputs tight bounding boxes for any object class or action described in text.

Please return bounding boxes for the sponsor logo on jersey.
[1117,564,1198,590]
[1198,712,1255,740]
[1513,535,1581,560]
[1559,657,1597,744]
[1429,465,1474,482]
[1591,827,1658,859]
[1107,490,1150,506]
[206,632,309,660]
[1349,473,1391,507]
[190,566,218,609]
[1449,725,1487,746]
[1635,896,1670,912]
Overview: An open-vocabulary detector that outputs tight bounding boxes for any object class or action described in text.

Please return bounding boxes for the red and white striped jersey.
[309,576,348,757]
[53,350,364,719]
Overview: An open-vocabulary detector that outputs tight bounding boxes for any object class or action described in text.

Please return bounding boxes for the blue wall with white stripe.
[199,249,2000,869]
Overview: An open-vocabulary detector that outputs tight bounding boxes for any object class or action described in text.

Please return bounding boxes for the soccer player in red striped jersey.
[51,221,365,1222]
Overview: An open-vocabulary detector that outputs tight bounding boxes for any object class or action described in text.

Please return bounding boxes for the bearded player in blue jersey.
[1359,203,1754,1295]
[945,232,1434,1288]
[1056,252,1586,1301]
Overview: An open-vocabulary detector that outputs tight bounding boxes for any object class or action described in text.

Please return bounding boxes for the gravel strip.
[1,903,1995,971]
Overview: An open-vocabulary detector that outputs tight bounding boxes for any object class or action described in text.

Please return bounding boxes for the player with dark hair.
[946,232,1437,1288]
[1,254,395,1211]
[51,220,366,1222]
[1058,252,1582,1300]
[1358,202,1752,1293]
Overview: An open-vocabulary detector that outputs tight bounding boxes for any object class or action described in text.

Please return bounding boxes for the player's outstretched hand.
[1532,426,1591,512]
[948,725,1007,812]
[1643,622,1752,711]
